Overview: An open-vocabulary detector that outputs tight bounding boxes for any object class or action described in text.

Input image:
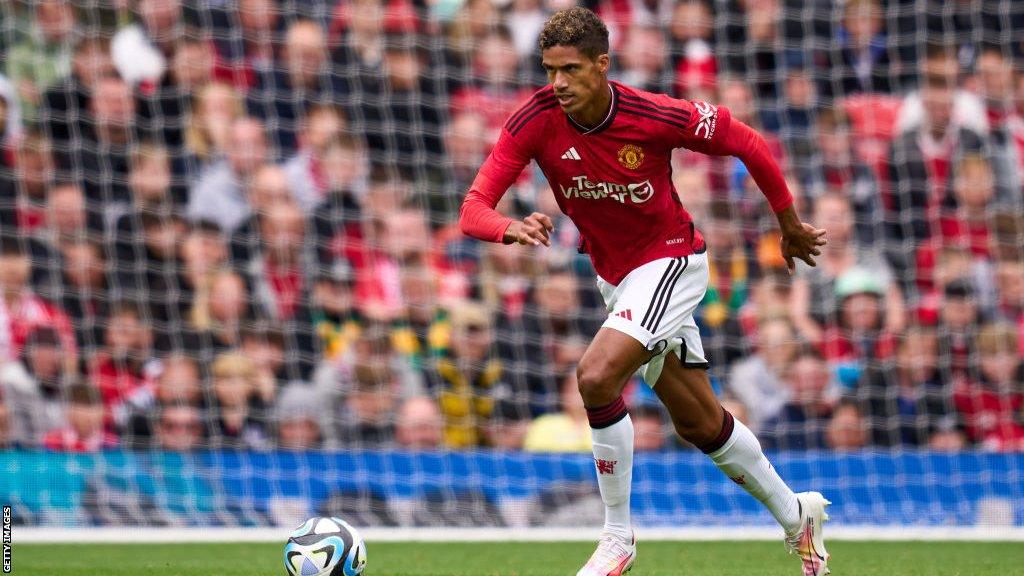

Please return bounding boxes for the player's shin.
[587,396,634,542]
[702,409,801,533]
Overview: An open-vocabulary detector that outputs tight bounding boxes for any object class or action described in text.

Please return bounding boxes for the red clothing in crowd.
[43,428,119,452]
[953,379,1024,451]
[5,292,77,358]
[90,355,158,430]
[460,82,793,285]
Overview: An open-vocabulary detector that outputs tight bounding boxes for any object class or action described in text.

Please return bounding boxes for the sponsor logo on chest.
[559,175,655,204]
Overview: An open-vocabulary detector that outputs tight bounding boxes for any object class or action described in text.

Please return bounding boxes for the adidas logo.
[614,309,633,321]
[561,147,581,160]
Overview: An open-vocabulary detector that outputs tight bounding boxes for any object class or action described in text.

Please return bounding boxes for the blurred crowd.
[0,0,1023,455]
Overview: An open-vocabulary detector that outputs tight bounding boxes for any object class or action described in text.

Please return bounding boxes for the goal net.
[0,0,1021,535]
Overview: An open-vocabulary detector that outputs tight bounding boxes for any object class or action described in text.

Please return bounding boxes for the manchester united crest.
[617,144,644,169]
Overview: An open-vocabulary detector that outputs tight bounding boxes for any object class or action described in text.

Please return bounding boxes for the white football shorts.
[596,252,710,386]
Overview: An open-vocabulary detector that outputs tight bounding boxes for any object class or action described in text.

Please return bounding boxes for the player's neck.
[567,82,613,129]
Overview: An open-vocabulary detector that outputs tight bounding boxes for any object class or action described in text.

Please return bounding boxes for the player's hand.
[503,212,554,246]
[780,221,827,273]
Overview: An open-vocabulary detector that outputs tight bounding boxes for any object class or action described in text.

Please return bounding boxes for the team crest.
[617,144,644,169]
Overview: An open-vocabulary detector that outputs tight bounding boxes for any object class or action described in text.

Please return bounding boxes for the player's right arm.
[459,128,554,246]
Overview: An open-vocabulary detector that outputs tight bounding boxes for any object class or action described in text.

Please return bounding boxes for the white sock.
[708,416,801,533]
[590,414,634,541]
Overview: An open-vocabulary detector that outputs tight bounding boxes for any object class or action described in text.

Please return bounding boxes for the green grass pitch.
[14,541,1024,575]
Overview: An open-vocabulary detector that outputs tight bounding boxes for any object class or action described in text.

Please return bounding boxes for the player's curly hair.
[538,7,609,60]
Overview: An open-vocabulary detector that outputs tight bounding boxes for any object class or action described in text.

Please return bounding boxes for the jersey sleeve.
[669,97,794,214]
[459,126,535,243]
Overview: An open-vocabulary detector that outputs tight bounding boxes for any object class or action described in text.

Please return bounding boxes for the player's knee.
[576,360,621,407]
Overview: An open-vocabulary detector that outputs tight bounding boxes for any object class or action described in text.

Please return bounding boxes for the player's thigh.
[599,253,710,386]
[652,350,723,443]
[576,327,652,405]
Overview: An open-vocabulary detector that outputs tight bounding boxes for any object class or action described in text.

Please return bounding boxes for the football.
[283,517,367,576]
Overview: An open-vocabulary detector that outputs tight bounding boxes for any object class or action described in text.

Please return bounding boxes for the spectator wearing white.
[727,316,797,434]
[283,105,364,213]
[0,327,72,446]
[110,0,183,87]
[187,116,269,233]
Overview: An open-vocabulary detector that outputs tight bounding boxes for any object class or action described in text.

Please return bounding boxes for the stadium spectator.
[820,267,898,390]
[355,36,446,180]
[394,395,443,450]
[112,143,184,267]
[856,326,962,448]
[817,0,893,100]
[727,316,797,434]
[43,382,118,452]
[59,76,139,228]
[274,384,326,450]
[181,269,252,362]
[208,352,270,450]
[183,82,244,167]
[0,326,72,446]
[938,279,980,382]
[805,108,881,247]
[0,388,9,449]
[1,134,54,236]
[974,46,1024,206]
[110,0,184,87]
[450,27,532,136]
[187,116,269,233]
[936,154,997,259]
[56,238,109,351]
[885,44,1000,285]
[506,0,547,59]
[137,38,216,162]
[39,36,116,146]
[229,164,297,266]
[308,260,363,365]
[0,75,22,163]
[790,192,903,344]
[478,241,542,321]
[247,19,335,154]
[4,0,77,124]
[332,360,401,448]
[125,354,204,448]
[824,400,868,451]
[481,398,530,451]
[669,0,716,101]
[155,403,204,452]
[761,349,835,450]
[699,200,754,368]
[31,182,97,298]
[0,239,77,359]
[283,105,355,213]
[613,25,671,96]
[89,302,159,431]
[523,370,591,452]
[992,252,1024,345]
[632,404,669,452]
[953,322,1024,451]
[425,301,506,448]
[244,200,311,322]
[239,322,297,394]
[213,0,283,87]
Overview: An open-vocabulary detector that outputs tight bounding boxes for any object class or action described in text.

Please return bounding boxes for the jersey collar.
[566,83,618,136]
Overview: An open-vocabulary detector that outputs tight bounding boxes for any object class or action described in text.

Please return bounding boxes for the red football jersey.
[462,81,792,285]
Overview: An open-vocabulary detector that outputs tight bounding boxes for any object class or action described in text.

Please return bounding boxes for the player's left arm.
[677,100,826,271]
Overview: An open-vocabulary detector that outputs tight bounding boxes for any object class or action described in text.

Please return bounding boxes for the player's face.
[542,45,609,116]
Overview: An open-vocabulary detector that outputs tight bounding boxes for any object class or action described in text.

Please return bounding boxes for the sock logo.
[595,459,618,475]
[730,475,747,485]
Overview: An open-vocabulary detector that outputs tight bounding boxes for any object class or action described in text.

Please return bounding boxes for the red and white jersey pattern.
[468,81,737,285]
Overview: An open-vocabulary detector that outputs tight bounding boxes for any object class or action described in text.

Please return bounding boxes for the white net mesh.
[0,0,1022,531]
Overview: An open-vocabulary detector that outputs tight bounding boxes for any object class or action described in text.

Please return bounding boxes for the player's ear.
[596,53,610,75]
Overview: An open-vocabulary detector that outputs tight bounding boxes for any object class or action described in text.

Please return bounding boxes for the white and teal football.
[284,516,367,576]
